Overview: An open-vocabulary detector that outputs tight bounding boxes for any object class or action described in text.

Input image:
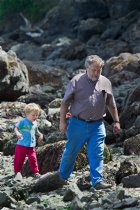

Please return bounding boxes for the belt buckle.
[86,117,94,122]
[85,119,91,122]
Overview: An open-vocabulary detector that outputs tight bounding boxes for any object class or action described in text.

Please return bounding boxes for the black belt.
[73,116,102,122]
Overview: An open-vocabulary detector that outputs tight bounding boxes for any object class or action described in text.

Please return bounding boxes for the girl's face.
[26,111,39,122]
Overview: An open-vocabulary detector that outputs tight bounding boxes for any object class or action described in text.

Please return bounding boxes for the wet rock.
[70,196,85,210]
[63,189,76,202]
[49,98,62,108]
[26,196,41,205]
[0,47,29,101]
[112,197,139,209]
[31,171,66,193]
[121,173,140,188]
[0,191,16,208]
[77,175,91,191]
[78,18,105,41]
[123,134,140,155]
[23,141,111,176]
[115,159,138,184]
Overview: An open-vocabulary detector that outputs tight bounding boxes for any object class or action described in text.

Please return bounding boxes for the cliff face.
[1,0,140,40]
[42,0,140,42]
[1,0,140,57]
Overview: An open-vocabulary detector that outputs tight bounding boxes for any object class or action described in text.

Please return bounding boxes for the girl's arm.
[15,127,23,139]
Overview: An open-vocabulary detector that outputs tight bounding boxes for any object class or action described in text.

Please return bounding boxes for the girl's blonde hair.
[24,103,41,115]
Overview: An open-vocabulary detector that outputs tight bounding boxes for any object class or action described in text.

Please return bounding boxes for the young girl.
[14,103,43,180]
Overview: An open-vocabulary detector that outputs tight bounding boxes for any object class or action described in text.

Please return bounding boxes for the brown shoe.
[59,175,68,185]
[94,182,112,190]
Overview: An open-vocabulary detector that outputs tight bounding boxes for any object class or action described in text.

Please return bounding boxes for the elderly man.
[59,55,120,190]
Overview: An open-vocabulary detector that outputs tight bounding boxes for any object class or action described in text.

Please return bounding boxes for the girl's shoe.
[34,173,41,179]
[14,172,23,181]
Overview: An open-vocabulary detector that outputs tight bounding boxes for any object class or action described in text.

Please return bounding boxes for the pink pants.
[14,144,39,174]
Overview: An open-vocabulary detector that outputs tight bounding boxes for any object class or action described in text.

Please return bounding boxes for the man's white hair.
[85,55,104,68]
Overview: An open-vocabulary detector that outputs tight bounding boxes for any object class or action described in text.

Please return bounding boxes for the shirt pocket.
[102,90,107,102]
[89,89,106,106]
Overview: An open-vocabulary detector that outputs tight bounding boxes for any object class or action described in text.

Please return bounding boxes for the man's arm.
[107,105,119,122]
[59,78,75,133]
[59,102,69,133]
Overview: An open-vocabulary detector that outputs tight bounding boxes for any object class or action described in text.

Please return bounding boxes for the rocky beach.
[0,0,140,209]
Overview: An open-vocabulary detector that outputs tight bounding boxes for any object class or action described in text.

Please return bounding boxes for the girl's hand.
[17,132,23,140]
[38,133,43,142]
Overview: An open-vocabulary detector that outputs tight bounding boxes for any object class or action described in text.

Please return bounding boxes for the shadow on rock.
[121,173,140,188]
[31,171,67,193]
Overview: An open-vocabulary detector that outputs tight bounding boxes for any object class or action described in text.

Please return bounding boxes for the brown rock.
[123,134,140,155]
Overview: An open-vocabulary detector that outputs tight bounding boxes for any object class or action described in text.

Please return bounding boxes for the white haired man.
[59,55,120,190]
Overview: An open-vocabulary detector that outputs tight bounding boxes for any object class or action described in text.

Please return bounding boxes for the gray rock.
[122,173,140,188]
[31,171,67,192]
[0,191,16,207]
[70,196,85,210]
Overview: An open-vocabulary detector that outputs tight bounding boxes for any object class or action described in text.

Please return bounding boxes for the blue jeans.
[59,117,106,186]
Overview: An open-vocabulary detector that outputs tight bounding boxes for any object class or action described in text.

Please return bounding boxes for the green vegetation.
[0,0,59,22]
[104,143,112,163]
[42,199,49,206]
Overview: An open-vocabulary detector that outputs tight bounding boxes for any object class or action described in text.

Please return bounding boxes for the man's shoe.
[94,182,112,190]
[59,176,67,185]
[58,172,68,185]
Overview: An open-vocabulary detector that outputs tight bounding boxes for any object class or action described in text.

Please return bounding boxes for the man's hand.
[113,122,121,135]
[59,121,67,133]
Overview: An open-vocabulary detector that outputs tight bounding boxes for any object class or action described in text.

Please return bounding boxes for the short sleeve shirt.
[62,73,116,120]
[15,118,39,147]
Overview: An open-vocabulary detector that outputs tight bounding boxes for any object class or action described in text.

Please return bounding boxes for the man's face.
[87,62,102,81]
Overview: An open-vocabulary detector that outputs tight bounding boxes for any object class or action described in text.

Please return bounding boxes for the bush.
[0,0,59,22]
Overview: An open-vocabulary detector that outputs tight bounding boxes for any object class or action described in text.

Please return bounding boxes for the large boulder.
[115,159,138,184]
[78,18,106,41]
[121,173,140,188]
[23,141,111,176]
[42,0,108,38]
[23,141,88,176]
[0,47,29,101]
[123,134,140,155]
[120,84,140,129]
[107,0,140,19]
[31,171,67,193]
[104,53,140,77]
